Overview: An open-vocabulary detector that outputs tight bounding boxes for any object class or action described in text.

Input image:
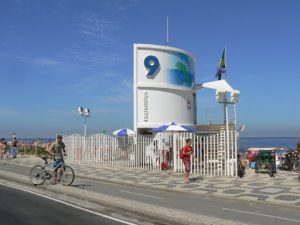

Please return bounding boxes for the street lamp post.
[78,107,91,140]
[216,90,240,176]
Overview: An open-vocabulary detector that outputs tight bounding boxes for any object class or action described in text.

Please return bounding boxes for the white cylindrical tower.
[134,44,197,134]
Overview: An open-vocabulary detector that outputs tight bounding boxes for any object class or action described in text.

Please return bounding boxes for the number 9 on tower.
[144,55,160,77]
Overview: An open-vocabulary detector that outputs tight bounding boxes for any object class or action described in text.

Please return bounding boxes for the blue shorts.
[53,159,63,169]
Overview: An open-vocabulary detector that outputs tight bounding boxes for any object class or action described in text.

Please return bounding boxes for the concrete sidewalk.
[2,156,300,208]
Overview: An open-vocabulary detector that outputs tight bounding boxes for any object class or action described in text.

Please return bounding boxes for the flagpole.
[224,46,227,80]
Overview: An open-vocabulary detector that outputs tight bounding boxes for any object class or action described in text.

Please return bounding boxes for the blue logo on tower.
[144,52,194,88]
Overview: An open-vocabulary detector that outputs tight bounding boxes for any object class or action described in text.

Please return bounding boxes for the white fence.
[173,130,238,177]
[64,130,238,177]
[64,134,164,171]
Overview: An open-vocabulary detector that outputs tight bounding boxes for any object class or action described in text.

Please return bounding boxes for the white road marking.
[120,190,164,200]
[0,182,136,225]
[222,207,300,223]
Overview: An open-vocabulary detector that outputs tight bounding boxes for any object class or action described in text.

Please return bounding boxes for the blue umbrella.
[113,128,136,136]
[150,122,195,133]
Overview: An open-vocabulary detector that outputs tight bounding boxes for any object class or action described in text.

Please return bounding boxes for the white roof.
[196,80,237,93]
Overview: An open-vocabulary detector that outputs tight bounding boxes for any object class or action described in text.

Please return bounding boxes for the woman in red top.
[182,138,193,183]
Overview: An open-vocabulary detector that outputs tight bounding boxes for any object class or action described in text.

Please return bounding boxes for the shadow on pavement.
[72,184,92,189]
[189,176,203,182]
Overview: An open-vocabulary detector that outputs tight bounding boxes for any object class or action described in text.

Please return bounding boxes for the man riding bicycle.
[51,135,66,183]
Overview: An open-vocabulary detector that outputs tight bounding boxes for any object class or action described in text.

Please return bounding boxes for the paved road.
[0,183,134,225]
[1,163,300,225]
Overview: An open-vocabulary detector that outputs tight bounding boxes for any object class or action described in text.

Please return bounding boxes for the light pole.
[216,90,240,176]
[78,107,91,139]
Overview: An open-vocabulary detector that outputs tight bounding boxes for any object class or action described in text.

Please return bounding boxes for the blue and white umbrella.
[113,128,136,136]
[150,122,195,133]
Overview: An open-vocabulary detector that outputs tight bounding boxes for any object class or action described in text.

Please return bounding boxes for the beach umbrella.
[113,128,136,136]
[150,122,195,133]
[149,122,195,170]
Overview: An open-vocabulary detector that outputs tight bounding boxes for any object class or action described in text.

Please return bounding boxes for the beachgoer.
[46,139,54,160]
[12,136,17,148]
[0,138,8,159]
[181,138,193,183]
[11,135,18,158]
[0,139,5,159]
[51,135,66,184]
[297,141,300,181]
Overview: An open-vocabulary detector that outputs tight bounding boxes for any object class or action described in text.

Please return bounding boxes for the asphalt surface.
[1,163,300,225]
[0,184,132,225]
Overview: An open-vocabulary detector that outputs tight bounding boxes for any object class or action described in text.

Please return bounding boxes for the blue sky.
[0,0,299,138]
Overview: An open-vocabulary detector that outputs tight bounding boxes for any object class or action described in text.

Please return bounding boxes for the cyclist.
[51,135,66,183]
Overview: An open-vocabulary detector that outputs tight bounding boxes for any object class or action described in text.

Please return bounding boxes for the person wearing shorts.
[11,136,18,158]
[0,138,8,159]
[181,139,193,183]
[0,139,5,159]
[51,135,66,183]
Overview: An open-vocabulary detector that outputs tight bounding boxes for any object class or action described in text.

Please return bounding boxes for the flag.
[215,48,226,80]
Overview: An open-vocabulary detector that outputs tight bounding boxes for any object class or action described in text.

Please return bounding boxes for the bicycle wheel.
[268,164,274,177]
[60,166,75,186]
[29,165,46,185]
[294,160,300,172]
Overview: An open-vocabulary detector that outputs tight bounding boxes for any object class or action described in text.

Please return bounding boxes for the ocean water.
[4,137,299,151]
[239,137,299,151]
[4,138,53,144]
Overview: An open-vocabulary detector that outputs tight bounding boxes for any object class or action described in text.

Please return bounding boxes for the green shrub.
[18,146,46,155]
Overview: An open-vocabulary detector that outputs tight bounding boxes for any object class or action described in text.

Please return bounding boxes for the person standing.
[1,138,8,159]
[297,140,300,181]
[11,134,18,158]
[46,139,54,160]
[181,138,193,183]
[0,139,5,159]
[51,135,66,183]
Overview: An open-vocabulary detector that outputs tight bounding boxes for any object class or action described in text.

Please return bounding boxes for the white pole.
[225,101,230,176]
[84,116,87,140]
[166,16,169,46]
[173,133,176,172]
[234,103,237,130]
[234,103,238,177]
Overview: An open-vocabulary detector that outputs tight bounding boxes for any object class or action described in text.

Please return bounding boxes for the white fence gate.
[64,130,238,177]
[173,130,238,177]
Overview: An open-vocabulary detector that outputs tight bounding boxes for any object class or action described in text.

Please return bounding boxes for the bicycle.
[29,156,75,186]
[293,158,300,172]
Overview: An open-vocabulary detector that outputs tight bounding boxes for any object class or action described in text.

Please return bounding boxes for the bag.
[179,147,184,159]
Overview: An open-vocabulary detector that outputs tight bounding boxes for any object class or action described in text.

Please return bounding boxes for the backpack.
[179,147,184,159]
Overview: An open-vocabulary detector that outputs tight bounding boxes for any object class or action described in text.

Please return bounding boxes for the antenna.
[166,16,169,46]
